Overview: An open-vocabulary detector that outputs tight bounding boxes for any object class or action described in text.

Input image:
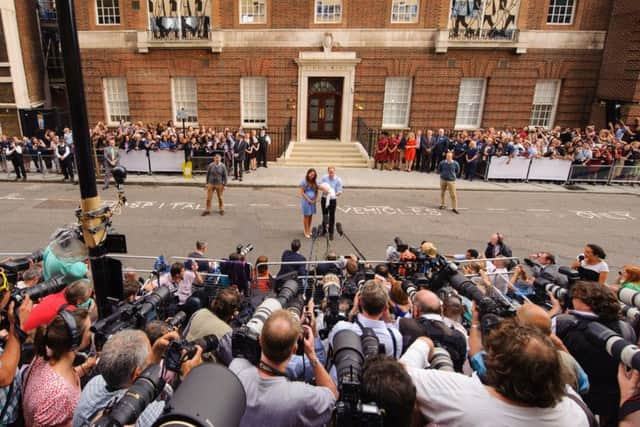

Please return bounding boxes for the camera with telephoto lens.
[401,280,418,301]
[10,274,66,306]
[583,321,640,371]
[332,329,384,427]
[286,295,311,356]
[619,288,640,309]
[392,237,426,279]
[320,278,346,339]
[164,335,219,373]
[0,249,44,284]
[91,364,166,427]
[166,311,187,330]
[621,304,640,325]
[236,243,254,258]
[93,364,247,427]
[232,279,299,365]
[91,287,172,350]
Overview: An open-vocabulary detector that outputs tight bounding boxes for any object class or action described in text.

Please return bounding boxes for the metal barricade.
[609,165,640,185]
[567,164,614,184]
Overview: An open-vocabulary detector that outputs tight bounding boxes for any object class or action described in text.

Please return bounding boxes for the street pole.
[56,0,112,318]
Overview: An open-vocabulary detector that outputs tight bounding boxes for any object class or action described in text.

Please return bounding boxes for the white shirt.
[401,340,590,427]
[329,314,402,359]
[580,259,609,274]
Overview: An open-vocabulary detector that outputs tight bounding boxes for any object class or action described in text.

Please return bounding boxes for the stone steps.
[281,141,370,168]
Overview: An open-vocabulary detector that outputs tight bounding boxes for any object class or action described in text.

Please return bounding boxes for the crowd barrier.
[485,157,572,182]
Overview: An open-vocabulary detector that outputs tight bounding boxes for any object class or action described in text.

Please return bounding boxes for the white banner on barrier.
[117,149,184,173]
[527,158,572,181]
[487,157,530,180]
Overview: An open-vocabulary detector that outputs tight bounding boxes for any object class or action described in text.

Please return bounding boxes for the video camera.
[526,261,579,309]
[0,249,44,284]
[91,286,172,350]
[391,237,427,280]
[232,279,299,364]
[236,243,254,258]
[92,364,246,427]
[332,329,384,427]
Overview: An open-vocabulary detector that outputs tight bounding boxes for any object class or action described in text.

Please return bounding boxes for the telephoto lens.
[619,287,640,309]
[332,329,364,404]
[430,347,455,372]
[585,321,640,371]
[360,328,381,359]
[276,279,299,307]
[92,364,165,427]
[286,295,305,320]
[152,364,246,427]
[12,274,66,305]
[545,283,568,301]
[401,280,417,301]
[621,304,640,324]
[167,311,187,329]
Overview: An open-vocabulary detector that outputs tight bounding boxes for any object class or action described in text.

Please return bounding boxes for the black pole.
[56,0,113,318]
[55,0,96,200]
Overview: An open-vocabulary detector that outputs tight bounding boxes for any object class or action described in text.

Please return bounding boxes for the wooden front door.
[307,77,343,140]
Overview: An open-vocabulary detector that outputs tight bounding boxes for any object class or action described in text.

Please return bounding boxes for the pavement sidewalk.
[1,166,639,195]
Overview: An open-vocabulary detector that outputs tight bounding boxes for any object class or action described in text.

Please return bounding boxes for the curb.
[1,176,638,196]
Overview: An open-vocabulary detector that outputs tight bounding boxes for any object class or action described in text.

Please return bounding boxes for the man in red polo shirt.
[22,279,93,331]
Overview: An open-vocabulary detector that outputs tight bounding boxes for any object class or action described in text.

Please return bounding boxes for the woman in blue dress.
[299,168,318,238]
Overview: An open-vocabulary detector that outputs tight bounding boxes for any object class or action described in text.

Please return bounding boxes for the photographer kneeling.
[230,310,337,427]
[402,320,590,427]
[0,284,32,425]
[74,329,202,427]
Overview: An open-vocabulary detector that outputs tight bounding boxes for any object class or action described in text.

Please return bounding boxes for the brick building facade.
[52,0,638,145]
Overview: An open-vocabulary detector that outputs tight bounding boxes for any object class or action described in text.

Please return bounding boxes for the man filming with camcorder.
[230,309,337,427]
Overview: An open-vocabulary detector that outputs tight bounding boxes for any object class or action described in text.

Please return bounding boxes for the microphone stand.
[335,223,367,261]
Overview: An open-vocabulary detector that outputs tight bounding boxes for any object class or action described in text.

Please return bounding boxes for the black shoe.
[439,205,446,210]
[239,178,243,182]
[452,209,460,214]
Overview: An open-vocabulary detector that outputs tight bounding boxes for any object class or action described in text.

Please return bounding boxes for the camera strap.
[258,361,289,378]
[354,318,397,358]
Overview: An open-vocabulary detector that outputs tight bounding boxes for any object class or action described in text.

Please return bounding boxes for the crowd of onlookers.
[373,122,640,181]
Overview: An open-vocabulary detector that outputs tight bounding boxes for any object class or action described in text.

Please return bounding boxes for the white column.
[0,0,32,109]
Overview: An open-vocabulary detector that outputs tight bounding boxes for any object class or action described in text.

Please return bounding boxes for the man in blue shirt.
[319,166,343,240]
[438,151,460,214]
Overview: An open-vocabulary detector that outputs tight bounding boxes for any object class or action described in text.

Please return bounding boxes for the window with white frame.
[530,80,560,128]
[241,77,267,127]
[240,0,266,24]
[315,0,342,24]
[96,0,120,25]
[171,77,198,124]
[103,78,129,124]
[455,78,486,129]
[391,0,419,23]
[547,0,575,24]
[382,78,412,128]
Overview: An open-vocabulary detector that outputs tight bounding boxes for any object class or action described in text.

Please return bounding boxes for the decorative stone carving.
[322,32,334,52]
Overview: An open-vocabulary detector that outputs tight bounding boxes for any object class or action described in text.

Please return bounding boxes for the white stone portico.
[294,51,361,143]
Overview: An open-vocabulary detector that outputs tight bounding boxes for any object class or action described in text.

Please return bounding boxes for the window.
[103,78,129,124]
[547,0,575,24]
[530,80,560,128]
[315,0,342,24]
[391,0,419,23]
[96,0,120,25]
[455,78,486,129]
[240,0,266,24]
[382,78,412,128]
[241,77,267,127]
[171,77,198,124]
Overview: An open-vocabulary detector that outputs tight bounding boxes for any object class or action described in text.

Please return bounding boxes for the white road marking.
[526,209,551,212]
[0,193,24,200]
[487,208,508,211]
[250,203,270,207]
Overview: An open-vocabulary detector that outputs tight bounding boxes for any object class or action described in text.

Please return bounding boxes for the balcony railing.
[448,28,519,42]
[148,16,211,41]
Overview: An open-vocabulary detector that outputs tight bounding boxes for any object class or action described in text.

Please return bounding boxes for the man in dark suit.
[233,133,248,181]
[277,239,307,278]
[414,130,426,171]
[421,130,436,172]
[432,128,450,172]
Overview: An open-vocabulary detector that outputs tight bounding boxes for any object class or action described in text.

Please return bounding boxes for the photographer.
[398,290,467,372]
[184,288,240,364]
[553,280,635,426]
[23,308,92,427]
[74,329,201,427]
[22,279,93,332]
[402,321,590,427]
[286,300,327,382]
[360,355,416,427]
[0,287,32,425]
[469,303,589,395]
[277,239,307,278]
[16,266,42,289]
[155,262,203,317]
[230,310,337,427]
[329,280,402,359]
